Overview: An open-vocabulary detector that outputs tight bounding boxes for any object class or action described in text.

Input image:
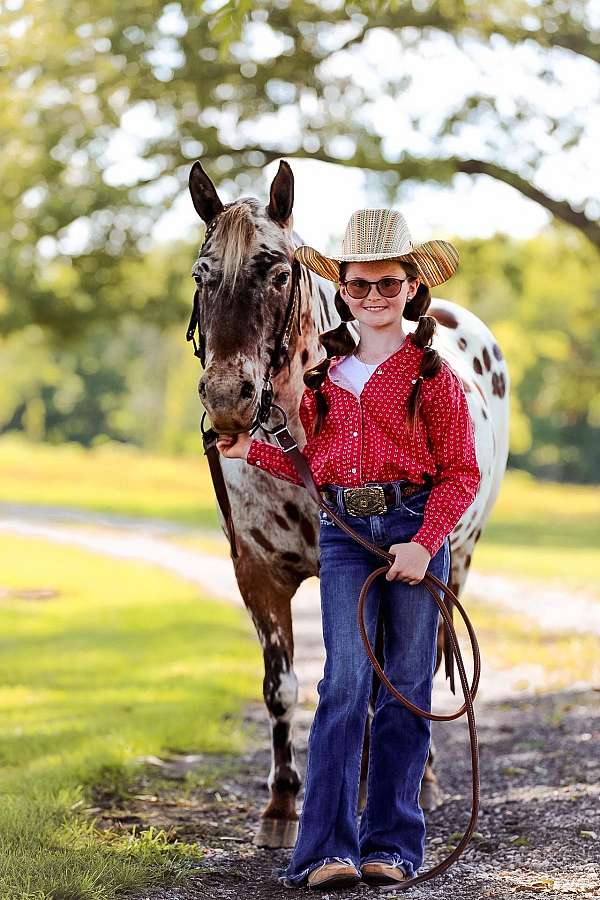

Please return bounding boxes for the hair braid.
[405,314,443,433]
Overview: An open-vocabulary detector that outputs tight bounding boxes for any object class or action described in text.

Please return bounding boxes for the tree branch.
[213,146,599,249]
[268,2,600,64]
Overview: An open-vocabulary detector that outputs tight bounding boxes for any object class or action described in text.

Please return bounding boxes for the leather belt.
[320,481,425,516]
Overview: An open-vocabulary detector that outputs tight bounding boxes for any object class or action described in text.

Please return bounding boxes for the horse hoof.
[420,779,444,811]
[253,817,298,848]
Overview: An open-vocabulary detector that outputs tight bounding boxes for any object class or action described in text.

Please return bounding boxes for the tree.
[2,0,597,341]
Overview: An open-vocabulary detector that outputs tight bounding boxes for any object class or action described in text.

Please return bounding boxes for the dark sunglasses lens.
[378,278,403,297]
[346,280,370,299]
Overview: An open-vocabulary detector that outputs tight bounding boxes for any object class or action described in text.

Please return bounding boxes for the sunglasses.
[341,277,413,300]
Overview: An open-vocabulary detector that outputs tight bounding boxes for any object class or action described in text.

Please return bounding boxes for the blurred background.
[2,0,599,476]
[1,2,599,898]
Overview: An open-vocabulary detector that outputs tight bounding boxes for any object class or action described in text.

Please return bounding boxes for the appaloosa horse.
[188,159,510,848]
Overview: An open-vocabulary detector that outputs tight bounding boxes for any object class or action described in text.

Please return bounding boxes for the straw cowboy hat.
[294,208,459,288]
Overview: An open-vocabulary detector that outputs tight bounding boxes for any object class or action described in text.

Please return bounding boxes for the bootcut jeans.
[277,479,450,888]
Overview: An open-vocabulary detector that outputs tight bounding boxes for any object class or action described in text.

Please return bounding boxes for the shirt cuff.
[410,535,439,558]
[246,437,302,485]
[246,438,265,467]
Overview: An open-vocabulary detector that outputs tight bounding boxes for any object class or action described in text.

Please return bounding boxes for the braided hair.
[303,259,443,435]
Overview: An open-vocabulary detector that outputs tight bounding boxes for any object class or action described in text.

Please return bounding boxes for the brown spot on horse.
[299,515,316,547]
[284,501,301,521]
[491,371,506,398]
[431,306,458,329]
[250,528,275,553]
[281,551,302,564]
[274,513,291,531]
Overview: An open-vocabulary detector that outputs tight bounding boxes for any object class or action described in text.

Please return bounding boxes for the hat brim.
[294,240,459,289]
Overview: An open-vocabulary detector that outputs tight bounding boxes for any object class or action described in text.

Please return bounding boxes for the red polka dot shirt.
[246,334,481,557]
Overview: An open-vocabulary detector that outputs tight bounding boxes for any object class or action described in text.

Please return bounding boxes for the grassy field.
[1,436,598,594]
[0,437,218,526]
[471,468,599,596]
[0,534,262,900]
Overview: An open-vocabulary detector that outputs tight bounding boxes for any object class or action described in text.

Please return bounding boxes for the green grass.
[0,535,262,900]
[471,469,600,596]
[0,436,219,526]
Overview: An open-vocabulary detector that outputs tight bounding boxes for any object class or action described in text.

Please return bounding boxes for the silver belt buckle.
[343,485,386,516]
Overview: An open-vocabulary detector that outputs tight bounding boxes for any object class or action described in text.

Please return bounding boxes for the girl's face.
[339,260,420,328]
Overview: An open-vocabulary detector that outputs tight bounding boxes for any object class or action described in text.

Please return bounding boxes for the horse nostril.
[240,380,255,400]
[198,380,207,398]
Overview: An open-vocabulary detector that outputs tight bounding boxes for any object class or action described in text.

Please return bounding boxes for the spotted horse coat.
[188,159,510,848]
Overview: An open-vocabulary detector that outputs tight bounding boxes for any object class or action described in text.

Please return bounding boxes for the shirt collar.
[328,333,417,371]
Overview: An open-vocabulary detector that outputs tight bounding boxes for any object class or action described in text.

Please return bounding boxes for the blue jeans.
[278,480,450,887]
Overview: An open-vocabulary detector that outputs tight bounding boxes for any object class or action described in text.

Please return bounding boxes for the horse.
[187,158,510,848]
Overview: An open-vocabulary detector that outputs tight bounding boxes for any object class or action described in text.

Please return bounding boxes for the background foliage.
[1,0,598,480]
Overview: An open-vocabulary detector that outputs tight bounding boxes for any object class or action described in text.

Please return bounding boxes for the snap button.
[351,467,357,473]
[353,431,358,437]
[256,460,262,466]
[376,368,383,374]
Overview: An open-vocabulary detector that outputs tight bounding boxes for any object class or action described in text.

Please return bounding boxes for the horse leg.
[234,550,302,848]
[255,632,301,848]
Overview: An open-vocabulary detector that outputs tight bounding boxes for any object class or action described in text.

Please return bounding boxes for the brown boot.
[307,861,361,889]
[361,860,407,886]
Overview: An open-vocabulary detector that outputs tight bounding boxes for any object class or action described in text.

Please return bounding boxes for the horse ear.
[267,160,294,225]
[189,161,224,223]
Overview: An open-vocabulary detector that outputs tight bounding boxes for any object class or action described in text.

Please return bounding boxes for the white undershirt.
[336,353,378,395]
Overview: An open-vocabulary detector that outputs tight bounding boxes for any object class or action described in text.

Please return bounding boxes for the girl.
[217,209,480,890]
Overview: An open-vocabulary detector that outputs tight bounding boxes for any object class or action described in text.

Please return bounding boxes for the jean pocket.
[400,487,430,518]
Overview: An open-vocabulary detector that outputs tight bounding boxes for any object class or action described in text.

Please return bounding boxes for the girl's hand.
[216,432,253,460]
[386,541,431,585]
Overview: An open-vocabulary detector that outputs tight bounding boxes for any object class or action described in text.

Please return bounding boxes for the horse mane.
[214,203,256,292]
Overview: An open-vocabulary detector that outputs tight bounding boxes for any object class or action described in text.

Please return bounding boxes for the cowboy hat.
[294,208,459,288]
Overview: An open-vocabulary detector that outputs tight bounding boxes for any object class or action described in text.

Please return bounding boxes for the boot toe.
[361,860,407,885]
[307,861,361,889]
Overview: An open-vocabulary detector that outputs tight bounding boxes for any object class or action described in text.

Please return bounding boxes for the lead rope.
[270,423,481,892]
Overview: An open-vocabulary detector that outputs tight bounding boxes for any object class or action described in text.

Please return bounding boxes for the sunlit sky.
[161,157,552,254]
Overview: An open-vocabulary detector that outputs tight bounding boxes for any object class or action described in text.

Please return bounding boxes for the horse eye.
[193,274,202,286]
[274,271,290,287]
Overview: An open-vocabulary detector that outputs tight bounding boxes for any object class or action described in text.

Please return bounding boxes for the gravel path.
[124,689,599,900]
